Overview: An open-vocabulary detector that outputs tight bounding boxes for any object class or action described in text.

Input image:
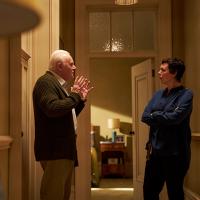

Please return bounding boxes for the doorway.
[89,57,146,199]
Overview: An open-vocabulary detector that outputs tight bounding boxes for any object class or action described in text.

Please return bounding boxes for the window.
[89,9,156,52]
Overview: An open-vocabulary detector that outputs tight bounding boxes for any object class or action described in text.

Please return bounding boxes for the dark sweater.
[141,86,193,157]
[32,71,85,163]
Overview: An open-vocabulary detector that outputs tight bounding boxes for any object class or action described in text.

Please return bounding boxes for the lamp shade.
[0,0,41,36]
[107,118,120,129]
[115,0,138,5]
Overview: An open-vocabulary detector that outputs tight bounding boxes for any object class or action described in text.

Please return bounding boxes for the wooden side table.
[100,142,125,177]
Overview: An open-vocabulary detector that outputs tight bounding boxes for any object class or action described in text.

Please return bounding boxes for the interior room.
[90,58,139,199]
[88,2,156,197]
[0,0,200,200]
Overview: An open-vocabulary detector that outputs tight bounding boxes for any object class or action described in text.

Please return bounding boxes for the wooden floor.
[91,178,134,200]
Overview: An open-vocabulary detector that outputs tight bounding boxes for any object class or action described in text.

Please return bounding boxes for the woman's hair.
[161,58,185,81]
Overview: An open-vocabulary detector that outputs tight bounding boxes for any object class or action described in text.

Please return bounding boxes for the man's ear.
[56,62,63,71]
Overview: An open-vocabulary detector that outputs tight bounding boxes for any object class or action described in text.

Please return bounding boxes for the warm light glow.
[104,38,124,52]
[107,118,120,129]
[115,0,138,5]
[91,188,134,191]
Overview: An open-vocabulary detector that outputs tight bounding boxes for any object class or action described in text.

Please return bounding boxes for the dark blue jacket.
[141,86,193,157]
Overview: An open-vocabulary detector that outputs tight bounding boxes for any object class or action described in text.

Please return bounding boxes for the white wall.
[172,0,200,197]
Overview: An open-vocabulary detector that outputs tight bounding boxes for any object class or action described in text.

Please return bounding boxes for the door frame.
[131,58,154,199]
[9,37,23,200]
[75,0,172,200]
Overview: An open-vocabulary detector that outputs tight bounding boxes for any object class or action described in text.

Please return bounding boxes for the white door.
[131,59,153,200]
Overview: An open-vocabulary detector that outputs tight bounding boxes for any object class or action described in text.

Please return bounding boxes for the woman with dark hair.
[141,58,193,200]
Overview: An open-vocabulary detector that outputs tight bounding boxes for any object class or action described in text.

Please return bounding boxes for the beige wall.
[90,58,133,139]
[90,58,145,139]
[172,0,200,197]
[171,0,184,59]
[0,39,9,136]
[185,138,200,195]
[183,0,200,196]
[90,58,144,178]
[0,39,10,199]
[0,0,59,199]
[60,0,75,57]
[184,0,200,132]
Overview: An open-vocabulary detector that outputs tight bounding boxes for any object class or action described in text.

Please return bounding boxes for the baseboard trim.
[185,188,200,200]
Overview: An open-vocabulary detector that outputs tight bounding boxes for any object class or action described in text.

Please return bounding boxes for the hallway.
[91,178,134,200]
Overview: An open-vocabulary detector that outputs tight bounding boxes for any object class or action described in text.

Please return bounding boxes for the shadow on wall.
[90,58,144,116]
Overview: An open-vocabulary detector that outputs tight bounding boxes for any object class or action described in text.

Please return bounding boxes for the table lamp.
[107,118,120,143]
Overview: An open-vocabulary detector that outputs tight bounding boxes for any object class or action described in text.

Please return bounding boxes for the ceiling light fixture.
[0,0,41,36]
[115,0,138,5]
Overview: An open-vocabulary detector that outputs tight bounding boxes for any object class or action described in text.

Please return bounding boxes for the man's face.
[60,56,76,81]
[158,63,176,85]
